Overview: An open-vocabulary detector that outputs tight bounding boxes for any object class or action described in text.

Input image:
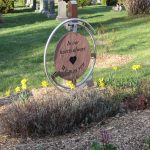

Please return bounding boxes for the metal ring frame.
[44,18,96,91]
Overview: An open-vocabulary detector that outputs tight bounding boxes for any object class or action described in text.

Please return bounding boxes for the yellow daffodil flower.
[100,82,105,88]
[22,83,27,90]
[41,80,49,87]
[66,81,72,86]
[132,64,142,71]
[70,84,75,89]
[5,90,10,97]
[21,78,28,85]
[98,78,105,89]
[112,66,119,71]
[66,81,75,89]
[15,86,21,93]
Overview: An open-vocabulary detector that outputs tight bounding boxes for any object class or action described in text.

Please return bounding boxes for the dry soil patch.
[95,54,132,68]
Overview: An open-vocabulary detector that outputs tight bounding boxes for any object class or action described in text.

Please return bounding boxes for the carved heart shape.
[69,56,77,64]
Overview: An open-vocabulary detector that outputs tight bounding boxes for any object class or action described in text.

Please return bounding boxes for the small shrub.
[90,129,117,150]
[90,142,117,150]
[0,89,120,137]
[0,0,14,13]
[38,146,46,150]
[77,0,91,7]
[138,80,150,100]
[123,0,150,15]
[146,136,150,148]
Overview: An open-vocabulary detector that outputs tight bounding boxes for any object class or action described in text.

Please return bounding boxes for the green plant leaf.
[90,141,103,150]
[105,144,117,150]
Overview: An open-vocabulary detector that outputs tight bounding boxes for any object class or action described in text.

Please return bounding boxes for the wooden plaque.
[54,32,91,80]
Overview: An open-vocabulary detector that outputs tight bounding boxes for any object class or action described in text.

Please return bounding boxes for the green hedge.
[0,0,14,13]
[102,0,117,6]
[106,0,117,6]
[77,0,92,7]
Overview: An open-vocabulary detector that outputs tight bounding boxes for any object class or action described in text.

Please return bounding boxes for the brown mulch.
[0,107,150,150]
[0,89,150,150]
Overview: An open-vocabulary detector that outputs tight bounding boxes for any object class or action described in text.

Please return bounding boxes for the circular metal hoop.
[44,18,96,91]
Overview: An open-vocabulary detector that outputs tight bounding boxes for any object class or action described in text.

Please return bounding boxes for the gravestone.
[39,0,44,12]
[44,0,49,13]
[35,1,40,11]
[112,4,122,11]
[91,0,97,4]
[97,0,101,4]
[47,0,56,18]
[39,0,48,14]
[26,0,31,6]
[27,0,36,9]
[56,0,68,21]
[68,0,78,18]
[39,0,48,13]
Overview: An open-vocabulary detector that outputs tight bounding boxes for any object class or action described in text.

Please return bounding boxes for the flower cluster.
[5,89,11,97]
[14,78,28,93]
[41,80,49,87]
[21,78,28,90]
[15,86,21,93]
[98,64,142,90]
[112,66,119,71]
[98,78,105,89]
[4,78,49,97]
[66,81,75,89]
[111,65,142,71]
[132,64,142,71]
[100,129,110,145]
[4,64,142,97]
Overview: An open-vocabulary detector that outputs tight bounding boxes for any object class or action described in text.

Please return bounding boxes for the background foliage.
[0,0,14,13]
[106,0,117,6]
[123,0,150,15]
[77,0,92,7]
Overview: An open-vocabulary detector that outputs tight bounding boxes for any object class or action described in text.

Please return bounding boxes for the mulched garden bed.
[0,110,150,150]
[0,88,150,150]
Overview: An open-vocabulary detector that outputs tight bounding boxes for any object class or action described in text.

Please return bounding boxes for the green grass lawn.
[0,5,150,96]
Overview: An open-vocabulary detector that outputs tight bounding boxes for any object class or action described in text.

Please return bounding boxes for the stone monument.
[47,0,56,18]
[39,0,48,13]
[56,0,68,21]
[26,0,36,9]
[25,0,31,7]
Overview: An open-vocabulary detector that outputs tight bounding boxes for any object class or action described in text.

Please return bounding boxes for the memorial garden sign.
[44,18,96,92]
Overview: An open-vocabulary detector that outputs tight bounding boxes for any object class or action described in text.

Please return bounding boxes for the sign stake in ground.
[44,18,96,92]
